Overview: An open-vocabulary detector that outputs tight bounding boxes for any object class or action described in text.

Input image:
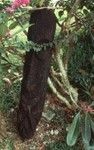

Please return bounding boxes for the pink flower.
[6,7,15,13]
[6,0,30,13]
[12,0,30,9]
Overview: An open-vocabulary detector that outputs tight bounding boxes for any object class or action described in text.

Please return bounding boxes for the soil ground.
[0,94,83,150]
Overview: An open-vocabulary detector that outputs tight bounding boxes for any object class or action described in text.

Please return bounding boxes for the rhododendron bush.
[0,0,30,37]
[0,0,31,86]
[0,0,32,73]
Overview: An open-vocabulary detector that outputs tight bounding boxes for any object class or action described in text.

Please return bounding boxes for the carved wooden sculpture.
[17,8,56,140]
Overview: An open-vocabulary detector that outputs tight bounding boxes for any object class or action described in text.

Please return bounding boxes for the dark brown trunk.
[17,8,56,140]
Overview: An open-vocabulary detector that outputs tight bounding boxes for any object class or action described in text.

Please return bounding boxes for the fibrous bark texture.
[17,9,56,140]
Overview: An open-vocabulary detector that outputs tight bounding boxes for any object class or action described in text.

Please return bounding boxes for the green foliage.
[46,142,70,150]
[0,81,20,112]
[82,113,91,144]
[81,114,94,150]
[27,40,54,52]
[67,112,94,149]
[0,0,11,10]
[0,138,14,150]
[46,141,81,150]
[0,12,8,36]
[67,112,80,146]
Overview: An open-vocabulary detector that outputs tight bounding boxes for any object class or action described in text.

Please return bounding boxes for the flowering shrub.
[0,0,30,55]
[0,0,30,49]
[12,0,30,8]
[0,0,31,79]
[6,0,30,13]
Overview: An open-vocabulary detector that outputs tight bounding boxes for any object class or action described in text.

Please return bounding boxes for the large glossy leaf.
[87,112,94,146]
[90,119,94,133]
[82,113,91,144]
[66,112,80,146]
[85,113,91,143]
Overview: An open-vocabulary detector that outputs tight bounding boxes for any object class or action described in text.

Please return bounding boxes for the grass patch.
[46,141,83,150]
[0,82,20,112]
[0,138,14,150]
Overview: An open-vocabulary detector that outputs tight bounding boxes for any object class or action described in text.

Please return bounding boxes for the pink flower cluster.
[6,0,30,13]
[12,0,30,9]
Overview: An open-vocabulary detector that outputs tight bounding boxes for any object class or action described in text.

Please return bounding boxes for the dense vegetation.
[0,0,94,149]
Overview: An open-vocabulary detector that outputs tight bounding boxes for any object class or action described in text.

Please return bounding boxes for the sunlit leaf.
[9,22,18,30]
[0,24,8,36]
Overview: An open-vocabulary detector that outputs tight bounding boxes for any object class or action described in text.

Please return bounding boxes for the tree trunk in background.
[17,8,56,140]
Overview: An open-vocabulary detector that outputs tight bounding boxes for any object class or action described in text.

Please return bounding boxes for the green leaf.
[85,113,91,143]
[90,119,94,133]
[39,0,45,6]
[90,101,94,107]
[82,113,91,144]
[83,9,89,15]
[12,23,33,36]
[88,146,94,150]
[66,112,80,146]
[0,24,8,36]
[9,21,18,30]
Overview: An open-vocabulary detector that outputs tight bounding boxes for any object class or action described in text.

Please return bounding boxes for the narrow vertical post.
[17,8,56,140]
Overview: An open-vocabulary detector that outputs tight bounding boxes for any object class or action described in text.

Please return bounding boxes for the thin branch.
[51,73,63,88]
[48,77,72,109]
[55,45,78,107]
[22,6,63,11]
[51,66,62,77]
[51,68,69,95]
